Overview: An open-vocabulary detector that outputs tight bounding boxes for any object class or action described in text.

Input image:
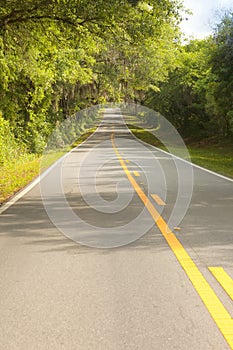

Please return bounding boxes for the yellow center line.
[111,132,233,349]
[209,267,233,300]
[133,171,140,177]
[151,194,166,206]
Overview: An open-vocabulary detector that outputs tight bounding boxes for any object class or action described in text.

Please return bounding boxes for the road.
[0,108,233,349]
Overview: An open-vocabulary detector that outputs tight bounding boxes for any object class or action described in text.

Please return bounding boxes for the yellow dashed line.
[151,194,166,206]
[111,132,233,350]
[133,171,140,177]
[209,267,233,300]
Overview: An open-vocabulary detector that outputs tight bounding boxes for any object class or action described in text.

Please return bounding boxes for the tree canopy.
[0,1,233,160]
[145,11,233,140]
[0,0,182,154]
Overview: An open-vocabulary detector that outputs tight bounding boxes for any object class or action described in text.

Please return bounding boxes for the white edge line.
[153,147,233,183]
[0,115,104,215]
[0,175,40,215]
[123,113,233,184]
[0,154,66,215]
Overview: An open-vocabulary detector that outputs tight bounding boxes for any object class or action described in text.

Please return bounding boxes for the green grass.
[186,146,233,178]
[0,156,41,204]
[128,125,163,148]
[0,128,96,205]
[128,125,233,179]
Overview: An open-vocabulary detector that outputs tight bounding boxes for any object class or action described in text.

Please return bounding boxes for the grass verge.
[129,125,233,179]
[0,128,96,205]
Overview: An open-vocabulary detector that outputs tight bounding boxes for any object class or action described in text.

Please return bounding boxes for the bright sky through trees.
[180,0,233,38]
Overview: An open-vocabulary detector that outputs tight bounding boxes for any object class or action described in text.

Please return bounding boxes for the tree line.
[145,12,233,140]
[0,0,181,158]
[0,1,232,165]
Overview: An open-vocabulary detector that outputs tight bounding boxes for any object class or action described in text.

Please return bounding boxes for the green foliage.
[145,12,233,140]
[0,158,40,203]
[0,113,26,165]
[145,38,212,137]
[208,12,233,136]
[0,0,182,155]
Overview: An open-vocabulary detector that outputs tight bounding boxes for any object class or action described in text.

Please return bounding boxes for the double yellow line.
[111,132,233,349]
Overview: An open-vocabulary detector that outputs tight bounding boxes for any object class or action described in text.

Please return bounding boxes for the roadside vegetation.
[0,1,233,202]
[0,128,96,204]
[129,125,233,178]
[187,145,233,178]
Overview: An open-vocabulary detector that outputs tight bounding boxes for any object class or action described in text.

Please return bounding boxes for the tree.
[208,12,233,137]
[0,0,183,152]
[145,38,214,138]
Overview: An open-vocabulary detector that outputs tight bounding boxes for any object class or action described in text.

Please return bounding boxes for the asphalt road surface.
[0,108,233,349]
